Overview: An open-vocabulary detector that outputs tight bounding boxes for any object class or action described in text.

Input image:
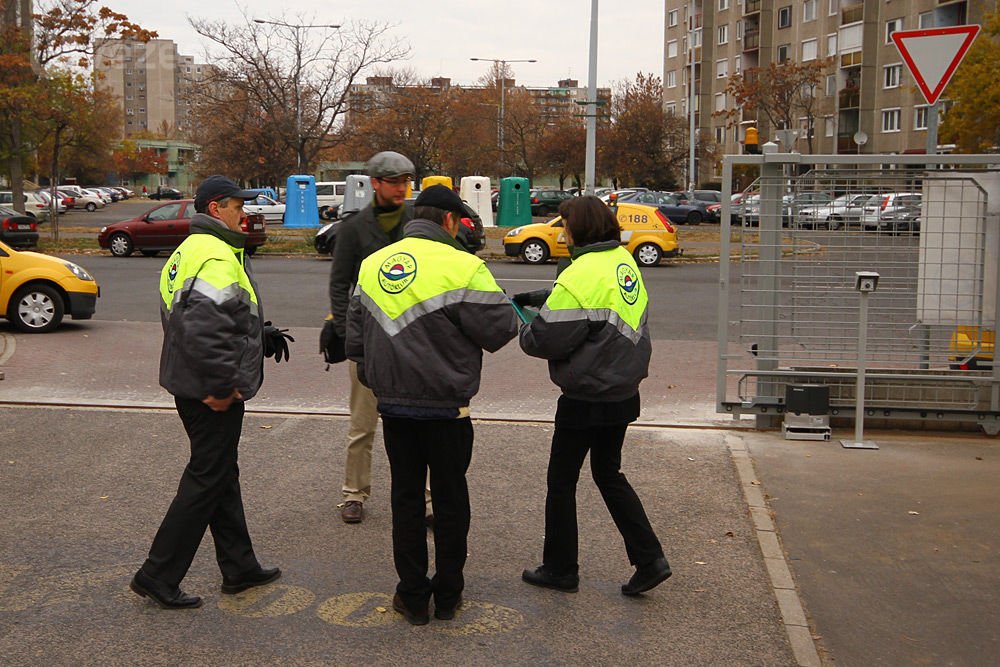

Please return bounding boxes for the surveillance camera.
[854,271,880,293]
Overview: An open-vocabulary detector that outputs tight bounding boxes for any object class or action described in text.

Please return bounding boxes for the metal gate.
[716,151,1000,433]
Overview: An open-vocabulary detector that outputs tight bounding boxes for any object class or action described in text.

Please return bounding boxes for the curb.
[726,432,823,667]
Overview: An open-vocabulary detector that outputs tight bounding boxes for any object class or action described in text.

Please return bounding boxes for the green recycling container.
[496,177,531,227]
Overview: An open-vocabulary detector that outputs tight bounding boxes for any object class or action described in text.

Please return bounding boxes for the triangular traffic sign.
[891,25,981,105]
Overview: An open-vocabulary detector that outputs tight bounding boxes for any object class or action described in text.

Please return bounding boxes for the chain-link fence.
[717,151,1000,433]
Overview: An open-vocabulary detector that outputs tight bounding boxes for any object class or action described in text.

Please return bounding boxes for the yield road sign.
[891,25,981,105]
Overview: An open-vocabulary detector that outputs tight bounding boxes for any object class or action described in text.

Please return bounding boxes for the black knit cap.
[414,185,466,214]
[194,175,258,213]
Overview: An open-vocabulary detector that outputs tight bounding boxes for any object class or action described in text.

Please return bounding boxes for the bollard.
[841,271,880,449]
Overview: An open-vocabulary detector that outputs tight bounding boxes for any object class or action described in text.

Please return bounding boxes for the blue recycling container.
[496,177,531,227]
[284,174,320,228]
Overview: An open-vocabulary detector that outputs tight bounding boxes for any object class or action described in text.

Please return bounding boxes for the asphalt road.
[64,252,739,341]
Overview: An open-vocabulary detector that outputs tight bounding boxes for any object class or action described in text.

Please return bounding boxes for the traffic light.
[744,127,760,154]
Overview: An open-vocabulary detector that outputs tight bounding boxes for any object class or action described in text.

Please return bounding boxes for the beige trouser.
[342,361,432,513]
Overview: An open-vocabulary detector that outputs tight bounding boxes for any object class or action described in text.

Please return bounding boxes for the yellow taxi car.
[0,240,99,333]
[503,202,681,266]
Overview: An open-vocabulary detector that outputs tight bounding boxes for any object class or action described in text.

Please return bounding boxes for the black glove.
[320,319,346,365]
[512,289,551,308]
[262,321,294,363]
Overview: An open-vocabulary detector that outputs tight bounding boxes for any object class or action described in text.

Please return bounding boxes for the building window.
[720,0,730,10]
[886,18,903,43]
[826,74,837,96]
[668,40,679,58]
[715,92,727,112]
[717,59,728,78]
[778,6,792,28]
[919,11,934,28]
[803,0,816,22]
[138,108,145,113]
[715,126,725,143]
[667,70,677,88]
[777,44,790,63]
[881,108,901,132]
[668,9,679,27]
[718,24,729,45]
[827,33,838,56]
[666,103,677,115]
[735,55,742,72]
[737,20,744,40]
[828,0,838,16]
[693,28,702,47]
[914,105,929,130]
[802,39,818,61]
[825,116,835,137]
[883,64,902,88]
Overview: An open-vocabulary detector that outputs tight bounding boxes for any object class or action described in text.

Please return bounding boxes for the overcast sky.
[110,0,666,89]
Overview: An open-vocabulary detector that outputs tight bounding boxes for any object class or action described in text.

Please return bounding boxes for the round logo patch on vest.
[166,252,181,294]
[617,262,640,305]
[378,252,417,294]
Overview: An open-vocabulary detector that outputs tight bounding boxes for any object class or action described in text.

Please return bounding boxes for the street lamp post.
[253,18,340,172]
[470,57,536,176]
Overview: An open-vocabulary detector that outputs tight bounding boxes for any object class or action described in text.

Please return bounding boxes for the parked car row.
[731,191,924,234]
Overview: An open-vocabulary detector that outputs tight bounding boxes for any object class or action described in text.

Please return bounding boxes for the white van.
[315,181,346,218]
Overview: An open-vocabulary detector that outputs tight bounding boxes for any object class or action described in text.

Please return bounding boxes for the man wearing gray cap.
[326,151,431,524]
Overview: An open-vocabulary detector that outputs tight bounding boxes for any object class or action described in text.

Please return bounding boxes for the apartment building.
[663,0,990,182]
[345,76,610,127]
[94,38,214,138]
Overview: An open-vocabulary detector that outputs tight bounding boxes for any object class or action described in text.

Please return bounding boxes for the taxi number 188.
[619,214,649,223]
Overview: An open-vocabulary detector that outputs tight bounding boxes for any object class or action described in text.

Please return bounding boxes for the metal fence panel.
[717,152,1000,432]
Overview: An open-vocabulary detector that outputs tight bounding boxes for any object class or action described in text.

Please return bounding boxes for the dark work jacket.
[328,202,414,337]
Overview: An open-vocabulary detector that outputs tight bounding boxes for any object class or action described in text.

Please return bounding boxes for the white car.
[0,190,52,221]
[796,193,871,230]
[243,194,286,223]
[861,192,922,230]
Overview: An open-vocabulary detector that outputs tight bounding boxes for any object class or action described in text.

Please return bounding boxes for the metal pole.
[295,26,302,172]
[688,0,697,191]
[926,102,939,156]
[499,65,505,173]
[584,0,598,195]
[842,288,878,449]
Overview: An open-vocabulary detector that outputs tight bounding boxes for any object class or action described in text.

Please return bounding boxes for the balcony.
[841,5,864,25]
[687,46,703,65]
[744,0,761,15]
[839,88,860,109]
[743,30,760,51]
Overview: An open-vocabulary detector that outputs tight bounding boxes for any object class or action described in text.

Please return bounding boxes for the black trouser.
[382,416,473,611]
[542,422,664,574]
[141,397,260,588]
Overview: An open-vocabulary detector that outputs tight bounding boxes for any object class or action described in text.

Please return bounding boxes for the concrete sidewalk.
[2,320,999,666]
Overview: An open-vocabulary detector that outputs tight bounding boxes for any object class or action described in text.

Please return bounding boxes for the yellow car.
[503,202,681,266]
[0,240,100,333]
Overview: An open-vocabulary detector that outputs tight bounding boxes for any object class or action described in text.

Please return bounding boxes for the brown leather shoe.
[341,501,363,524]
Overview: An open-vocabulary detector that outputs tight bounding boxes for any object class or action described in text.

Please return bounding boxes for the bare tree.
[190,10,408,173]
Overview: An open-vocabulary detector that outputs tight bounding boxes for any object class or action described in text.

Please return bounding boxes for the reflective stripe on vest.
[160,234,259,315]
[356,236,507,335]
[540,245,648,344]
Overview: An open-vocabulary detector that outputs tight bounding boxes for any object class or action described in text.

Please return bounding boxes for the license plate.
[17,223,31,230]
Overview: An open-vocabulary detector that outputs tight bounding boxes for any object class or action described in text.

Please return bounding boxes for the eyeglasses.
[376,177,410,186]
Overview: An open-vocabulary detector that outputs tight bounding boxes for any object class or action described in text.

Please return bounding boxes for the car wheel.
[633,242,662,267]
[686,211,702,225]
[10,283,64,333]
[86,202,97,212]
[140,249,159,257]
[109,232,134,257]
[520,239,550,264]
[827,216,842,231]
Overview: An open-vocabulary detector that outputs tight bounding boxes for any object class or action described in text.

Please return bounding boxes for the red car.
[98,199,267,257]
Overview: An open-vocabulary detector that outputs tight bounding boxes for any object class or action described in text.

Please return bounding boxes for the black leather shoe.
[434,595,462,620]
[130,570,203,609]
[521,565,579,592]
[393,593,429,626]
[221,566,282,594]
[621,557,672,596]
